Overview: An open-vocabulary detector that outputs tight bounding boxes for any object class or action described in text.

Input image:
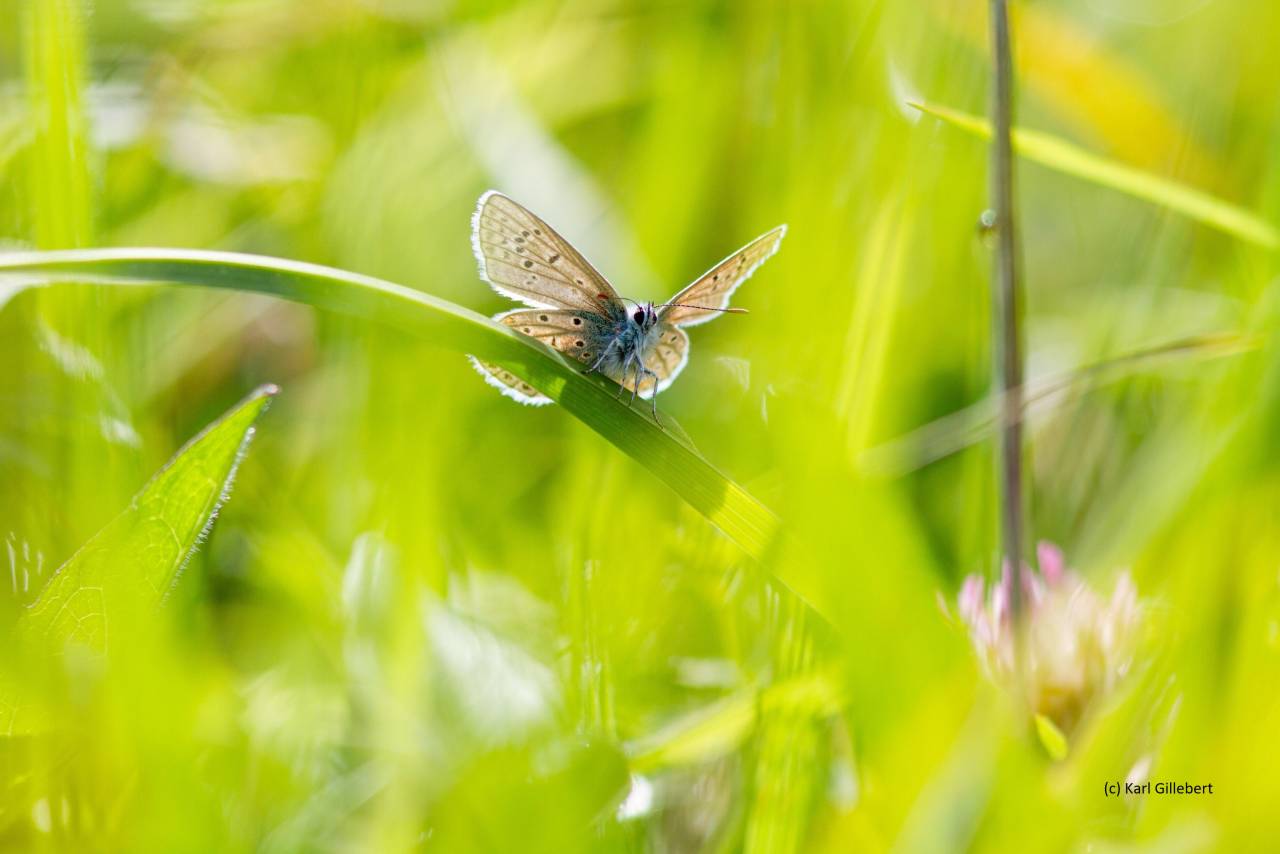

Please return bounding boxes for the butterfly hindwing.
[495,308,616,364]
[659,225,786,327]
[469,357,552,405]
[615,324,689,399]
[471,192,624,314]
[471,308,619,404]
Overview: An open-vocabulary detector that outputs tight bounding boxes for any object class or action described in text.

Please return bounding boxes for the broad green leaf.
[0,385,275,735]
[911,101,1280,250]
[0,249,782,564]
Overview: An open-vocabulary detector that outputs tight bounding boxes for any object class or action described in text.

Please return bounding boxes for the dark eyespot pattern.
[539,314,549,321]
[523,260,533,268]
[572,317,582,326]
[575,339,585,347]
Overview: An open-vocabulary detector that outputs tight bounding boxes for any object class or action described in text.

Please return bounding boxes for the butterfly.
[468,191,786,423]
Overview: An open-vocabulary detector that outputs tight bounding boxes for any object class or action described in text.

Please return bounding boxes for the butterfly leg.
[584,338,617,375]
[639,367,662,426]
[629,362,642,409]
[616,351,634,401]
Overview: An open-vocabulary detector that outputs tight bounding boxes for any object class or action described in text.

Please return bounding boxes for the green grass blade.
[911,101,1280,250]
[626,671,842,772]
[0,248,782,563]
[1,384,276,735]
[861,331,1256,475]
[23,0,93,250]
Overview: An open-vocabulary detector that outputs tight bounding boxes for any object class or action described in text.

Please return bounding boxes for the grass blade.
[1,384,276,735]
[911,101,1280,250]
[626,671,842,772]
[862,331,1256,475]
[23,0,93,251]
[0,248,782,563]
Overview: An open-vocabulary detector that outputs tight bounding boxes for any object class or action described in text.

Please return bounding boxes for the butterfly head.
[630,301,658,331]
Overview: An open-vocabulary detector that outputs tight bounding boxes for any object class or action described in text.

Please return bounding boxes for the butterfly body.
[469,191,784,421]
[587,302,662,396]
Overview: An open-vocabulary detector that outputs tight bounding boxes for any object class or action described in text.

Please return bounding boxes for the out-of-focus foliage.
[1,385,275,736]
[2,0,1279,851]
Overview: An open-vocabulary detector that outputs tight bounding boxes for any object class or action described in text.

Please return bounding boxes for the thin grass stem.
[989,0,1026,623]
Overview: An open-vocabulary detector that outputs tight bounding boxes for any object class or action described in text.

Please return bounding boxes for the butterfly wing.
[471,191,625,315]
[469,357,552,405]
[659,225,786,327]
[471,308,617,404]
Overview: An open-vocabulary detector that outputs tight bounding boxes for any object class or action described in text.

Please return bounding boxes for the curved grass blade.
[862,331,1256,476]
[626,671,843,772]
[0,384,276,736]
[911,101,1280,250]
[0,249,781,563]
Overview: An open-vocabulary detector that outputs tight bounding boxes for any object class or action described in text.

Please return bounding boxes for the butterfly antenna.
[655,301,748,314]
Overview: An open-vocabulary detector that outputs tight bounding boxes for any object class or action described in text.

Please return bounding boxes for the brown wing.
[469,357,551,405]
[471,192,624,315]
[471,308,615,404]
[659,225,786,327]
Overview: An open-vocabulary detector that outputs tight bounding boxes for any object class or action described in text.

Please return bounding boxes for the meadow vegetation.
[3,0,1279,850]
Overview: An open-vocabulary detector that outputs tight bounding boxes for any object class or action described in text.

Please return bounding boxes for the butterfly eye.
[633,310,645,324]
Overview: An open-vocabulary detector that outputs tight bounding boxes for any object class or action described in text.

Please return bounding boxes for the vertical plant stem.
[745,589,820,854]
[22,0,106,565]
[989,0,1025,621]
[25,0,93,252]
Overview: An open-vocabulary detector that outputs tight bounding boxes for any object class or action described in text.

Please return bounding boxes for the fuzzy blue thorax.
[615,301,659,354]
[591,300,661,391]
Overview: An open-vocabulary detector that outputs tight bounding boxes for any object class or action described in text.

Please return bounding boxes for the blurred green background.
[4,0,1280,850]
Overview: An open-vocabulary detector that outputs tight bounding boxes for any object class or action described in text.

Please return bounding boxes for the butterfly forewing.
[660,225,786,327]
[472,192,624,315]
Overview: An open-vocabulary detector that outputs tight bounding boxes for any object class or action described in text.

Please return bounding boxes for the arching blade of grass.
[911,101,1280,250]
[861,331,1256,476]
[626,670,842,772]
[0,384,276,736]
[0,249,782,564]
